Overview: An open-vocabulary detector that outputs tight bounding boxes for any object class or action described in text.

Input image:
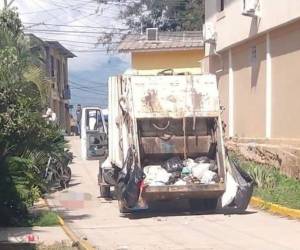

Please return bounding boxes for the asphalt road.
[47,137,300,250]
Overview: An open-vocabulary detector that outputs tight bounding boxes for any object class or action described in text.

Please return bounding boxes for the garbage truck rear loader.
[98,74,250,213]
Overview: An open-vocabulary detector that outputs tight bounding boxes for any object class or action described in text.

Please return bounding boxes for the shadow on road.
[121,199,257,220]
[60,212,91,223]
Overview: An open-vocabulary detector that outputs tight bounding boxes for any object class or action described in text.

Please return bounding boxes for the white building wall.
[205,0,300,53]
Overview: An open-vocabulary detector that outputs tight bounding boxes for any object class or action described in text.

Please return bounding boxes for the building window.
[50,55,55,77]
[63,63,67,86]
[219,0,225,12]
[57,59,61,89]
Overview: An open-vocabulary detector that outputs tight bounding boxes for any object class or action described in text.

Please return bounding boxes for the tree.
[0,8,66,226]
[120,0,204,32]
[95,0,204,51]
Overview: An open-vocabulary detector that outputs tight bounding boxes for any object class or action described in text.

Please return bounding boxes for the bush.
[230,152,300,209]
[0,9,68,225]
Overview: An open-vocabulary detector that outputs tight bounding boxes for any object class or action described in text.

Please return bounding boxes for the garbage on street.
[143,156,219,186]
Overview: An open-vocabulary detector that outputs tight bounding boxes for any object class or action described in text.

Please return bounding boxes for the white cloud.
[12,0,129,73]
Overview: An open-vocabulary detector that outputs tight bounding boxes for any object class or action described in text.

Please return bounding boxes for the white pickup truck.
[98,74,252,213]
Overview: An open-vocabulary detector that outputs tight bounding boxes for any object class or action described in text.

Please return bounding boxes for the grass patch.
[37,241,76,250]
[229,152,300,210]
[15,211,60,227]
[29,211,60,227]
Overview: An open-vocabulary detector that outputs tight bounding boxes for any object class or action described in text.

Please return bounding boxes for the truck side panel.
[108,76,122,167]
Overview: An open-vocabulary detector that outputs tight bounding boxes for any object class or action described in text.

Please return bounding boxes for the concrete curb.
[250,196,300,219]
[43,198,95,250]
[57,215,95,250]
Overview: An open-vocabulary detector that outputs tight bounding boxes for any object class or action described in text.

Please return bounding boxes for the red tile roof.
[118,31,203,52]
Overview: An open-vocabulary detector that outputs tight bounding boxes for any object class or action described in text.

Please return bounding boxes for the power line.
[71,87,107,96]
[37,37,122,45]
[70,49,115,53]
[23,22,129,31]
[70,80,108,91]
[24,28,128,35]
[24,32,103,39]
[69,81,107,92]
[70,77,107,85]
[70,79,107,87]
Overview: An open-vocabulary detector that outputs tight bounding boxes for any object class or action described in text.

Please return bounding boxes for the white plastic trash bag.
[143,165,171,186]
[174,179,186,186]
[102,157,112,169]
[191,163,211,180]
[201,170,218,184]
[221,171,238,207]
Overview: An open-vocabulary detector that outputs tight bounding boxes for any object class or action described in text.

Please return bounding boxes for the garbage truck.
[98,74,253,213]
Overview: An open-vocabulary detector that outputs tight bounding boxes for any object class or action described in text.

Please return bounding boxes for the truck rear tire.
[118,200,131,214]
[189,198,218,212]
[100,184,111,198]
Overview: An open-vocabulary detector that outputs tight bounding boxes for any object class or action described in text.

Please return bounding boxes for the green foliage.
[96,0,204,50]
[0,9,67,226]
[230,152,300,209]
[120,0,204,32]
[24,66,51,107]
[27,211,60,227]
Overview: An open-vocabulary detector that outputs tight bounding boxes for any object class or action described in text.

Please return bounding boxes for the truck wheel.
[189,198,218,211]
[100,184,111,198]
[118,200,131,214]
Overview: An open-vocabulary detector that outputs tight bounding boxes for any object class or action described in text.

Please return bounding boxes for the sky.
[9,0,130,109]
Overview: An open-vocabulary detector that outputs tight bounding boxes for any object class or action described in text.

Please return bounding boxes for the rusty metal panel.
[129,75,219,118]
[142,183,225,201]
[141,136,211,155]
[138,118,209,137]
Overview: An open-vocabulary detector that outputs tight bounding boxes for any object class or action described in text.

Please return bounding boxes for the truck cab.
[80,107,108,160]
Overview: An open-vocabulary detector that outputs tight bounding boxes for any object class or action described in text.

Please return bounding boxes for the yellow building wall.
[131,49,204,75]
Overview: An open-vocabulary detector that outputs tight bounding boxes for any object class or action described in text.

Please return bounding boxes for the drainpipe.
[266,32,272,139]
[228,49,234,138]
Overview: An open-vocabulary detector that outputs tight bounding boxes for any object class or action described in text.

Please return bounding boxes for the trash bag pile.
[117,148,144,208]
[143,156,220,186]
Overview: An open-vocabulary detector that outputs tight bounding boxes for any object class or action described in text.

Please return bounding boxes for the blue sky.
[10,0,130,109]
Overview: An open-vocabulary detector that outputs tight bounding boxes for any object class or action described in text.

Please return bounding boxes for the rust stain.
[191,88,203,110]
[143,89,162,112]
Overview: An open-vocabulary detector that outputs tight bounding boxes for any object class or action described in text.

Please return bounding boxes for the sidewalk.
[0,200,72,247]
[0,226,70,245]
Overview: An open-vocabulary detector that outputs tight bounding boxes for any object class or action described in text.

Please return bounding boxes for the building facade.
[118,31,204,75]
[204,0,300,141]
[27,35,75,133]
[204,0,300,178]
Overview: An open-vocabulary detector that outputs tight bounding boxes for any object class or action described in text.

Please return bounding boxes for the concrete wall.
[213,19,300,140]
[216,52,229,137]
[205,0,300,53]
[131,49,204,74]
[232,36,266,138]
[271,20,300,138]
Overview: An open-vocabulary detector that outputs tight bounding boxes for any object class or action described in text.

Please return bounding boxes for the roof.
[25,34,76,58]
[25,33,45,45]
[46,41,76,58]
[118,31,203,52]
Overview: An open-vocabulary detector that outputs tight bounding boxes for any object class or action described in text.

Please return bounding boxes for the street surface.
[47,137,300,250]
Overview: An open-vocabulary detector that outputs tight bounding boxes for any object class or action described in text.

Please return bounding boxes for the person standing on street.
[70,115,78,136]
[76,104,82,136]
